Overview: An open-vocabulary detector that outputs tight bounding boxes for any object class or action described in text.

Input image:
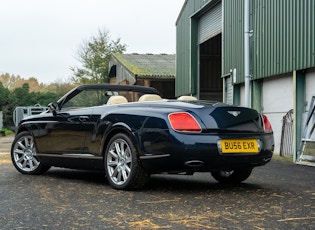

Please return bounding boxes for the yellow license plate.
[220,139,259,153]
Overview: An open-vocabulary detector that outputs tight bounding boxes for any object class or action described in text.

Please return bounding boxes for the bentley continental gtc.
[11,84,274,190]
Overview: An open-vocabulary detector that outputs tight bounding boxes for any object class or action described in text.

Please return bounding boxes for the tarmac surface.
[0,134,12,155]
[0,135,314,229]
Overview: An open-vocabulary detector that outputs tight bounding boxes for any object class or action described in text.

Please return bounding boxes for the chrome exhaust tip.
[185,160,204,168]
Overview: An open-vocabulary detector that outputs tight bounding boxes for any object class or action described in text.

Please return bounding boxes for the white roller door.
[198,2,222,44]
[225,76,233,105]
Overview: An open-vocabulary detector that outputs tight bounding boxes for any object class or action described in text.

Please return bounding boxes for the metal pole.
[244,0,251,107]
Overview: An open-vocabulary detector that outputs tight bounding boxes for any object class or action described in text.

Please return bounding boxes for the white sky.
[0,0,185,84]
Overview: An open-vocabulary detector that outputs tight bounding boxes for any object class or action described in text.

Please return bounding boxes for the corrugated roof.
[113,53,175,79]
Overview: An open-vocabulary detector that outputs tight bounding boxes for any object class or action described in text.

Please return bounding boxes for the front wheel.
[104,133,149,190]
[11,131,50,175]
[211,168,253,183]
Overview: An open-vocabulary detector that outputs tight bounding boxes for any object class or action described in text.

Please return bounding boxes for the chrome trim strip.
[140,154,170,160]
[36,153,102,160]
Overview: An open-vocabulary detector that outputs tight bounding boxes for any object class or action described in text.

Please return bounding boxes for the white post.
[0,111,3,130]
[244,0,251,107]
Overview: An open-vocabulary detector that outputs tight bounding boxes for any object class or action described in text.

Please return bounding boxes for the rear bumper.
[139,131,274,173]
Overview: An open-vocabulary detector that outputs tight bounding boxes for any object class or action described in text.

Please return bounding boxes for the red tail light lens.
[168,112,202,132]
[262,115,273,133]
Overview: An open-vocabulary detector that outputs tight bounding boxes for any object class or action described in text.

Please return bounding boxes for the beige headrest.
[177,95,197,101]
[138,94,162,102]
[107,95,128,105]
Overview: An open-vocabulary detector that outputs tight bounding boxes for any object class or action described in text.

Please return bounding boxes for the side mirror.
[48,102,58,116]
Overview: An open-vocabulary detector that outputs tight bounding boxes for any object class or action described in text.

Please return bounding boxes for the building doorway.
[199,33,222,101]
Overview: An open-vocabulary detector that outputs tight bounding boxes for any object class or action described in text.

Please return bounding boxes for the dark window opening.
[199,33,223,101]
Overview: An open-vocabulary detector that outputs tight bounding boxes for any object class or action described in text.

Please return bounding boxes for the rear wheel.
[211,169,252,183]
[104,133,149,190]
[11,131,50,175]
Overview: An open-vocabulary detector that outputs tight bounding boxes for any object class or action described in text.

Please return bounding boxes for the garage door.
[225,75,233,105]
[198,2,222,44]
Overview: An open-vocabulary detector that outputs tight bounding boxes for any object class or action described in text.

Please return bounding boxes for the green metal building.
[176,0,315,159]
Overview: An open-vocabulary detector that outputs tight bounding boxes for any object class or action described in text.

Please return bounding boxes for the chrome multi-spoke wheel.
[11,131,50,174]
[105,133,149,190]
[107,138,132,185]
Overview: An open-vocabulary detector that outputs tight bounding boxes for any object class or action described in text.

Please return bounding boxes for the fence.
[13,104,47,127]
[280,109,294,157]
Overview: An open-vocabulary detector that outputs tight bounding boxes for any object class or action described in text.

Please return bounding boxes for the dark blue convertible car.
[11,84,274,190]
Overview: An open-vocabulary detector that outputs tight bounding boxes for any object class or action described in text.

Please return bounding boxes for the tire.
[11,131,50,175]
[104,133,150,190]
[211,168,252,184]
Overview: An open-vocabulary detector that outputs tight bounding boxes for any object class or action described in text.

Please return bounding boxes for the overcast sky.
[0,0,185,84]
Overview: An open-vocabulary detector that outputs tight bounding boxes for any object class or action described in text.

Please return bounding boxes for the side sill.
[140,154,170,160]
[36,153,103,160]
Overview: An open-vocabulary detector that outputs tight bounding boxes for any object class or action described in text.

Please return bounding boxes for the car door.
[35,107,94,154]
[35,88,106,154]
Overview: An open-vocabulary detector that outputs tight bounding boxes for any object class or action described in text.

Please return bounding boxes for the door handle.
[79,116,89,122]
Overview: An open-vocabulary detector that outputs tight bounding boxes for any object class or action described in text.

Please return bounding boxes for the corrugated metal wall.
[177,0,315,92]
[223,0,315,83]
[176,0,210,96]
[222,0,245,83]
[253,0,315,79]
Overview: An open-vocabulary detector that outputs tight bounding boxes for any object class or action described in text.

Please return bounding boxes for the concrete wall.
[262,76,293,153]
[238,70,315,154]
[239,76,294,154]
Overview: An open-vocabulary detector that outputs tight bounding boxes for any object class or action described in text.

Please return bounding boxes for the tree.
[0,82,10,110]
[0,73,21,90]
[45,82,77,98]
[0,74,76,128]
[4,83,32,127]
[0,73,45,92]
[0,83,62,128]
[71,28,126,84]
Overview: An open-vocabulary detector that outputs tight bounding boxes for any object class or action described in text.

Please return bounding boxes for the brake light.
[168,112,202,132]
[262,115,273,133]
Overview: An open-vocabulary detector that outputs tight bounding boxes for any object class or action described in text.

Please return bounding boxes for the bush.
[0,128,14,136]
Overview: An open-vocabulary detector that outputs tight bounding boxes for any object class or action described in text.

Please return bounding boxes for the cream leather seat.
[107,95,128,105]
[138,94,162,102]
[177,95,197,101]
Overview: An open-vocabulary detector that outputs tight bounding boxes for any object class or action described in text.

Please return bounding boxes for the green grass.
[0,128,14,135]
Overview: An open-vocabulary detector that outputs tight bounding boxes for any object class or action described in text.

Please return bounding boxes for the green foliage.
[0,29,123,129]
[71,28,126,84]
[0,82,10,108]
[0,83,64,129]
[0,128,14,135]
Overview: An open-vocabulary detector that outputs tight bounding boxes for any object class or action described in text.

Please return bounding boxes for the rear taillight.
[168,112,202,132]
[262,115,273,133]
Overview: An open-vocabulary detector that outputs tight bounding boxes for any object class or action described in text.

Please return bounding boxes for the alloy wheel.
[106,138,132,186]
[12,134,40,172]
[11,131,50,175]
